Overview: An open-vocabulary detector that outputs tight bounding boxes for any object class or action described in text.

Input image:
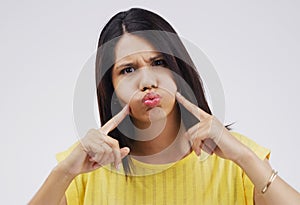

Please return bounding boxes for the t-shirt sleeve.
[56,142,86,205]
[230,131,271,205]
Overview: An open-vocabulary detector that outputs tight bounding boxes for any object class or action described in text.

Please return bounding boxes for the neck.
[130,105,191,163]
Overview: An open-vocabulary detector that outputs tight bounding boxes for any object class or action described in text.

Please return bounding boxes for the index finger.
[101,104,129,134]
[175,92,210,121]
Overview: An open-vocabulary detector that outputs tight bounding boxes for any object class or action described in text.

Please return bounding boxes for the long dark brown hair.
[95,8,232,174]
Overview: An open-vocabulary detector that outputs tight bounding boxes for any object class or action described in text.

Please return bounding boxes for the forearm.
[236,148,300,205]
[28,163,75,205]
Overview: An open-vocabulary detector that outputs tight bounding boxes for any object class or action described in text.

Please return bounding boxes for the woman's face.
[112,33,177,124]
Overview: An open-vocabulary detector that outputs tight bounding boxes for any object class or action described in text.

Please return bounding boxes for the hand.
[60,105,130,176]
[176,92,248,162]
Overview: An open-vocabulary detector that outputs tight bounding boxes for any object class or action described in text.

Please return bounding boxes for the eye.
[152,59,167,67]
[120,67,135,74]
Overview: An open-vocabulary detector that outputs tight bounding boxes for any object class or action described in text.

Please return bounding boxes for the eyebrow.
[149,54,164,61]
[114,54,164,70]
[115,63,134,70]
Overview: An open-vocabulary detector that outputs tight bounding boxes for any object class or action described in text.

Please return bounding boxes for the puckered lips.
[142,92,161,108]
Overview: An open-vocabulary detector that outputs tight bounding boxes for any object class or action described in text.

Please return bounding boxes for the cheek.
[158,72,177,96]
[115,84,141,119]
[156,72,177,112]
[113,77,138,105]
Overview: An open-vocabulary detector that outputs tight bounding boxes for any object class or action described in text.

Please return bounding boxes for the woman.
[29,8,300,205]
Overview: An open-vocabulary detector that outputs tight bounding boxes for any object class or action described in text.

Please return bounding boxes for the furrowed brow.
[149,54,164,61]
[115,63,134,70]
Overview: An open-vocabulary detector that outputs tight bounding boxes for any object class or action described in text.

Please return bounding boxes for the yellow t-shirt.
[56,131,270,205]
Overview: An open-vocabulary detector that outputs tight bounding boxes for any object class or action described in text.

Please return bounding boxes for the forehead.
[114,33,159,63]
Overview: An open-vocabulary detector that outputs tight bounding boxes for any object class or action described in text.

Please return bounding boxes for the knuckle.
[98,148,105,155]
[81,140,94,151]
[112,139,120,147]
[86,128,101,138]
[107,146,113,153]
[206,115,213,122]
[112,138,118,144]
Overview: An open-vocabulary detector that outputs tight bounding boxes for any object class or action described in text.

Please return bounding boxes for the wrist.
[233,145,256,168]
[54,161,78,180]
[233,147,274,191]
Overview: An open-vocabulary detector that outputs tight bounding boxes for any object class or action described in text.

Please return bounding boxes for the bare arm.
[28,105,130,205]
[28,162,75,205]
[237,149,300,205]
[59,195,67,205]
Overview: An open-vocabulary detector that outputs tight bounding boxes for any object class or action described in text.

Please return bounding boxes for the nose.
[139,68,158,91]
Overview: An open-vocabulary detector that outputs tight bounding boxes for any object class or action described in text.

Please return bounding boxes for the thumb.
[120,147,130,159]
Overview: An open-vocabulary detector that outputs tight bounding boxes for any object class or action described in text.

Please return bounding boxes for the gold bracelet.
[261,169,278,194]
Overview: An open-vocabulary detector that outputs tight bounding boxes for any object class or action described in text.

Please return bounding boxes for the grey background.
[1,0,299,204]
